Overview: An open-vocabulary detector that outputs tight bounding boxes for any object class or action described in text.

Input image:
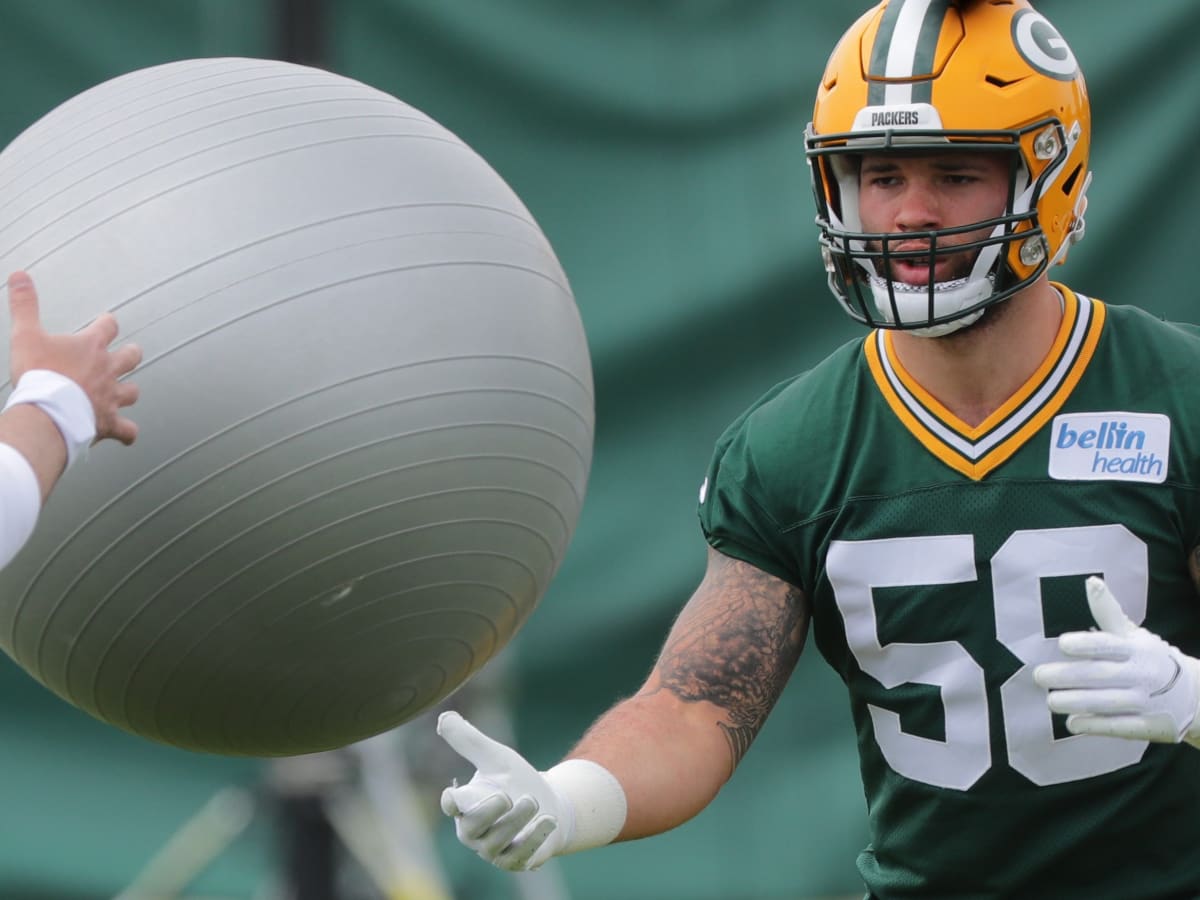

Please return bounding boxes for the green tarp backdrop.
[0,2,1198,898]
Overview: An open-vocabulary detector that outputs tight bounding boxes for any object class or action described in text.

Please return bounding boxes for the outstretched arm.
[4,269,141,488]
[438,546,809,869]
[0,271,141,568]
[568,546,809,839]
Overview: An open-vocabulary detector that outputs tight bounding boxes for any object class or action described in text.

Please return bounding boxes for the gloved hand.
[436,711,626,871]
[1034,576,1200,745]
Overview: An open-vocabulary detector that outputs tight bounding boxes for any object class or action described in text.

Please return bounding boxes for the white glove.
[436,711,626,872]
[1033,576,1200,745]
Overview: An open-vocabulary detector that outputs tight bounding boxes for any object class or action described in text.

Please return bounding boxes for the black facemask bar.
[805,119,1070,329]
[821,212,1041,329]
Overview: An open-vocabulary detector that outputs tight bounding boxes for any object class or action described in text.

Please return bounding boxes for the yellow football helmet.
[806,0,1091,335]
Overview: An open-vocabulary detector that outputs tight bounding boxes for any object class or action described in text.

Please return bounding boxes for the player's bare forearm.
[656,549,809,767]
[567,548,809,840]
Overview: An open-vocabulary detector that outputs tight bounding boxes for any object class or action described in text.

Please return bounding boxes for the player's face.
[857,152,1011,286]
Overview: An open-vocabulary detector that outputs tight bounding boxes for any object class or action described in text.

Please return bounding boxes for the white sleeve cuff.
[3,369,96,469]
[0,441,41,569]
[544,759,627,854]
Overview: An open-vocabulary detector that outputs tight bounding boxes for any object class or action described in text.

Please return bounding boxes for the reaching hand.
[1034,576,1200,744]
[7,270,141,446]
[437,710,572,871]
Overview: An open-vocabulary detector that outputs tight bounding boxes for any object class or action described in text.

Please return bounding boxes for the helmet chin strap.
[859,236,1003,336]
[866,272,991,337]
[828,184,1012,336]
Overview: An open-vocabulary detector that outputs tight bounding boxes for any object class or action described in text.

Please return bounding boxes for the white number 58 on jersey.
[829,525,1148,790]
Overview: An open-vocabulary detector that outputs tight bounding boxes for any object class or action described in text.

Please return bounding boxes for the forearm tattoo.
[655,551,808,770]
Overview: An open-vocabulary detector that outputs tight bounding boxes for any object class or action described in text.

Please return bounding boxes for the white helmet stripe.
[868,0,949,106]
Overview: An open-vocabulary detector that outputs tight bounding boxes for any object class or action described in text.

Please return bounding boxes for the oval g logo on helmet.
[1012,8,1079,81]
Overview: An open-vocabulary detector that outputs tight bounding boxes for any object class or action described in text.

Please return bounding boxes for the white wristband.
[4,369,96,469]
[543,759,627,854]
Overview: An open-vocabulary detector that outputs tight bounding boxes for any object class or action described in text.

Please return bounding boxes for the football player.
[438,1,1200,896]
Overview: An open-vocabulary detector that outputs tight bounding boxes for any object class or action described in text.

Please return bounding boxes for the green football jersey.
[699,286,1200,899]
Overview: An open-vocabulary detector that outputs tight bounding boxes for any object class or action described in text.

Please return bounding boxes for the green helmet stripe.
[910,4,945,103]
[867,0,951,107]
[867,1,906,105]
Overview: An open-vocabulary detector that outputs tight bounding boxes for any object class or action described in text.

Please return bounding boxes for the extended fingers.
[1065,712,1176,742]
[1066,714,1139,738]
[112,342,142,378]
[467,802,557,872]
[495,815,559,871]
[116,379,140,409]
[1086,576,1138,637]
[105,414,139,446]
[446,787,514,840]
[1045,687,1144,717]
[1034,659,1132,690]
[475,795,540,858]
[7,272,41,334]
[437,710,533,776]
[94,340,140,444]
[1057,630,1132,661]
[443,786,557,871]
[96,364,140,445]
[81,311,120,348]
[440,774,559,873]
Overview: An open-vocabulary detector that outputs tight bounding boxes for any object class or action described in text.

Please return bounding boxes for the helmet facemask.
[808,120,1079,337]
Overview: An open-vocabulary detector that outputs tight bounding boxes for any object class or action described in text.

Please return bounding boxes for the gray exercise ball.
[0,57,592,756]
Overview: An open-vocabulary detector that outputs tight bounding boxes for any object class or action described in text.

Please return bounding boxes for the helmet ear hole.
[823,161,844,216]
[1061,164,1083,196]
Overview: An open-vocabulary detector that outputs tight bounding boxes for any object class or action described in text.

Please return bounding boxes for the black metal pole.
[275,790,340,900]
[272,0,336,890]
[275,0,329,68]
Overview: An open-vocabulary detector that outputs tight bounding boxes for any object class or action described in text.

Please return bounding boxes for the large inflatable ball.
[0,58,592,756]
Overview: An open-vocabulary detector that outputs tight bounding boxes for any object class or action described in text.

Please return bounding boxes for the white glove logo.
[1034,576,1200,744]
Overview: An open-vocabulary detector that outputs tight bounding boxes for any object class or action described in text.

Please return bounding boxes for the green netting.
[0,2,1197,898]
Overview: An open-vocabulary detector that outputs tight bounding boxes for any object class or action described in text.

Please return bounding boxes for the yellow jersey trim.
[863,286,1107,481]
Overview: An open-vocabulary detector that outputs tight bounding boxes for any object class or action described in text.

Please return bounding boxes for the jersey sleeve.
[1154,318,1200,550]
[697,401,805,590]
